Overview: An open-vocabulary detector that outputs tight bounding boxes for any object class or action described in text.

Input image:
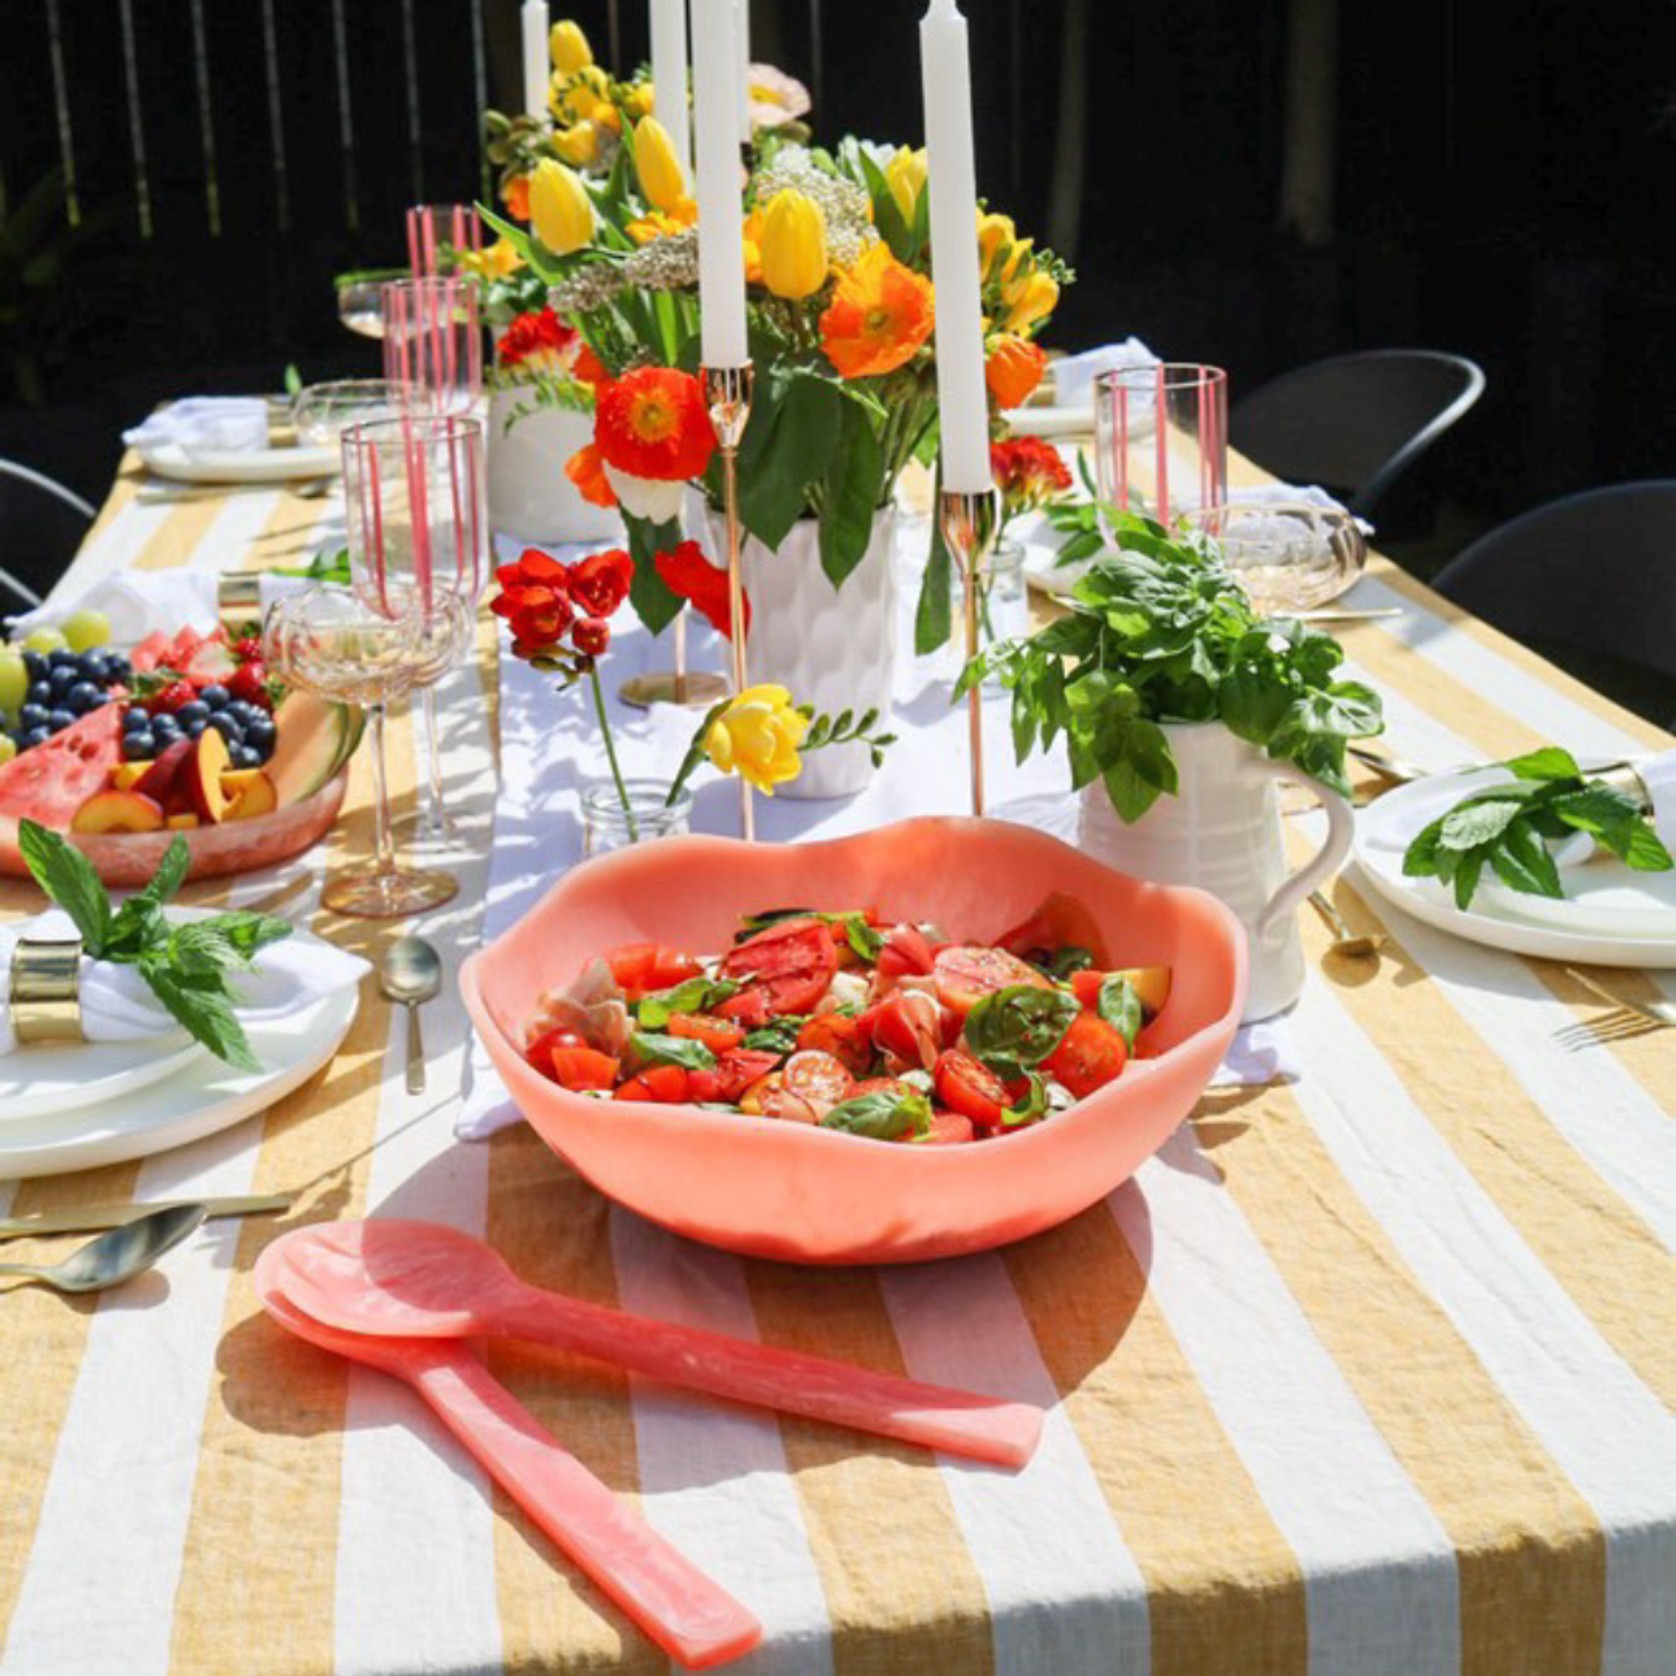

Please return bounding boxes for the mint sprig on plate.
[15,820,292,1071]
[1402,746,1673,909]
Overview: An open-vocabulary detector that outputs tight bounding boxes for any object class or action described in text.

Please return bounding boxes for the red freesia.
[595,367,716,482]
[496,307,580,374]
[570,548,634,619]
[990,436,1072,516]
[573,617,611,657]
[654,539,751,640]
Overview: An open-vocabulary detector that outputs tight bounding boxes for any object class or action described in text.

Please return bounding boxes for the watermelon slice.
[130,630,172,674]
[0,702,126,828]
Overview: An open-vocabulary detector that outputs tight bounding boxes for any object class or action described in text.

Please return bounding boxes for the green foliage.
[959,511,1385,822]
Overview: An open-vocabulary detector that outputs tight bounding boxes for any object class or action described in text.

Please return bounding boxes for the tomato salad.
[521,905,1171,1145]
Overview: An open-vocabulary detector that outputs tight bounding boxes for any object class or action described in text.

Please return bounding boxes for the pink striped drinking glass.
[343,413,488,850]
[1094,363,1229,525]
[382,276,484,420]
[406,203,485,279]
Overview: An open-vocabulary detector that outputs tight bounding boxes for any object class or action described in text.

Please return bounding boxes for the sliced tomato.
[526,1026,586,1070]
[864,988,942,1070]
[712,1047,783,1102]
[545,1045,621,1091]
[931,944,1052,1017]
[713,987,771,1029]
[685,1068,723,1102]
[921,1109,977,1145]
[1044,1011,1129,1099]
[1070,968,1106,1010]
[852,1076,916,1099]
[876,924,935,988]
[998,892,1109,968]
[738,1072,821,1123]
[782,1049,856,1112]
[794,1012,873,1075]
[605,942,702,999]
[933,1049,1009,1129]
[720,916,838,1016]
[667,1012,745,1055]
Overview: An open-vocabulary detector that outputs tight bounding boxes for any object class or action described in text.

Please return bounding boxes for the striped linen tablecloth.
[1,456,1674,1676]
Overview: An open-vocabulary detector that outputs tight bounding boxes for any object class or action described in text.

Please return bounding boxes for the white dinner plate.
[0,1034,205,1123]
[0,982,358,1180]
[1353,767,1676,967]
[136,441,340,485]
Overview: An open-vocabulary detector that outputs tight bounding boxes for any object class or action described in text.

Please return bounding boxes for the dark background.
[2,0,1673,598]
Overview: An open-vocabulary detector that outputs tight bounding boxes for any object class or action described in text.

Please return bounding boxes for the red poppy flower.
[654,539,750,640]
[496,307,580,375]
[595,366,716,482]
[569,548,634,619]
[565,442,616,508]
[573,616,611,657]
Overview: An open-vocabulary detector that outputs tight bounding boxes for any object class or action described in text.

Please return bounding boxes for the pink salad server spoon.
[254,1246,763,1670]
[270,1219,1044,1468]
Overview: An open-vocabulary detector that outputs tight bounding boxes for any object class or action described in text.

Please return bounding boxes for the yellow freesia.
[459,237,522,282]
[626,207,694,244]
[529,158,594,255]
[704,685,810,796]
[886,147,927,223]
[997,235,1034,290]
[759,189,828,299]
[553,63,611,123]
[633,117,686,213]
[551,119,600,166]
[549,19,593,76]
[976,211,1015,279]
[625,82,655,119]
[1004,269,1059,333]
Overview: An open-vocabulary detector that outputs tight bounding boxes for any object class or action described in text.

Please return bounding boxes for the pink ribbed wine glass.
[1094,363,1228,525]
[382,277,483,419]
[405,204,484,279]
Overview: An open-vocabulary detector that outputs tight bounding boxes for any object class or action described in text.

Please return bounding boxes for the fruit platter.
[0,612,364,886]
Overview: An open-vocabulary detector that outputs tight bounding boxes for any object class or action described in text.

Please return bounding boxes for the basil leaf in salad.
[1035,945,1094,981]
[734,906,818,941]
[743,1015,808,1055]
[999,1071,1050,1129]
[836,912,884,964]
[1095,973,1144,1051]
[822,1087,932,1141]
[636,975,740,1029]
[629,1030,717,1072]
[963,984,1080,1080]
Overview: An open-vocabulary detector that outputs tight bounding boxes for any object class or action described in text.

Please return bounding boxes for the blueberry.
[20,726,49,750]
[232,743,262,770]
[104,656,132,684]
[18,703,48,729]
[48,648,78,669]
[177,700,210,724]
[151,715,182,741]
[209,712,244,744]
[199,684,231,710]
[66,681,103,713]
[26,680,51,707]
[74,652,105,681]
[122,707,151,733]
[48,664,78,694]
[46,708,76,732]
[122,731,156,761]
[224,700,257,725]
[21,651,47,682]
[183,716,207,740]
[244,715,276,750]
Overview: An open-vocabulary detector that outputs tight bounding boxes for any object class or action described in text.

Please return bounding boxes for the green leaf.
[137,956,260,1074]
[1439,796,1526,851]
[1451,849,1486,911]
[17,819,111,954]
[1403,818,1446,878]
[822,1086,931,1141]
[1036,945,1094,980]
[914,505,954,654]
[963,984,1080,1080]
[1096,973,1145,1050]
[1487,817,1566,899]
[739,373,840,551]
[629,1030,717,1072]
[819,394,884,589]
[624,514,685,636]
[742,1015,806,1055]
[636,975,741,1030]
[1504,745,1582,782]
[998,1070,1050,1129]
[836,912,885,964]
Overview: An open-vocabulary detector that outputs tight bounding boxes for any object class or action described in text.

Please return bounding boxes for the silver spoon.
[0,1203,207,1295]
[1308,890,1383,961]
[381,936,443,1096]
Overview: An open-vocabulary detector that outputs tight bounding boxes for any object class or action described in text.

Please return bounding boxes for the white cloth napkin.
[1639,752,1676,852]
[8,570,316,645]
[123,397,270,456]
[1049,338,1161,410]
[0,909,369,1057]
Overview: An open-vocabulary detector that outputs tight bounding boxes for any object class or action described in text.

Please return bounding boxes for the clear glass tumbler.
[1094,362,1229,526]
[582,781,695,856]
[381,276,483,419]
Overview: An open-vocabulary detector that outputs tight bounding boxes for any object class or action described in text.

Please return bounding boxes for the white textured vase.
[485,390,620,545]
[1076,721,1354,1021]
[705,507,898,798]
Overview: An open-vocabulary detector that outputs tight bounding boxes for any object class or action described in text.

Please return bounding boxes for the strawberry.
[232,637,263,664]
[146,679,197,716]
[228,662,271,709]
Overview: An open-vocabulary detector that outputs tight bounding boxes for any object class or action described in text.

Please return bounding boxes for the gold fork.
[1561,967,1676,1031]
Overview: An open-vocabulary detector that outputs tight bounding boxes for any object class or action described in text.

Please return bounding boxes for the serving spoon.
[0,1203,206,1295]
[380,937,443,1095]
[270,1220,1043,1467]
[254,1247,761,1669]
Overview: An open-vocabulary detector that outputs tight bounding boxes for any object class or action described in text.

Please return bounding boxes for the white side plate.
[137,441,339,484]
[0,1035,204,1123]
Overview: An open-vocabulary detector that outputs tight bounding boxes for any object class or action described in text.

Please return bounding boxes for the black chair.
[0,458,96,613]
[1231,350,1486,520]
[1433,482,1676,693]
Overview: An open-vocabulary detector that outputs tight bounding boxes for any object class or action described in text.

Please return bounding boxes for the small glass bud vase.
[581,780,694,855]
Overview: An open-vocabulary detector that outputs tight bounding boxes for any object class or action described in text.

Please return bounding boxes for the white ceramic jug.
[1077,720,1354,1021]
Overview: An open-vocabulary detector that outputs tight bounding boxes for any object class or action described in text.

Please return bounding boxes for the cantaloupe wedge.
[266,693,365,807]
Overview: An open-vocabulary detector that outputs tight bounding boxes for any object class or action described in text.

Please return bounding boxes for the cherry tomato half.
[605,942,702,999]
[667,1013,745,1055]
[545,1045,621,1092]
[921,1109,977,1145]
[711,1048,783,1102]
[933,1049,1010,1129]
[795,1011,873,1075]
[931,944,1052,1018]
[720,917,838,1016]
[782,1049,856,1112]
[1043,1011,1129,1099]
[613,1065,690,1103]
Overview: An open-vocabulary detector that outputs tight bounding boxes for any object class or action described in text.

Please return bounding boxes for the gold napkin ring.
[1598,762,1654,817]
[9,938,85,1045]
[217,572,264,627]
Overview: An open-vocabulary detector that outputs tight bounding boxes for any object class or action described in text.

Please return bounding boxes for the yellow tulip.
[529,158,594,255]
[886,146,927,223]
[633,117,686,213]
[551,119,600,166]
[1004,269,1059,333]
[704,685,810,795]
[549,19,593,76]
[758,189,828,299]
[976,211,1015,279]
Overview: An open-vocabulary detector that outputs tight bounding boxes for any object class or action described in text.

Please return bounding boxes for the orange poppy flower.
[571,343,610,391]
[594,365,716,481]
[985,334,1047,409]
[819,242,935,380]
[565,442,617,508]
[502,173,532,223]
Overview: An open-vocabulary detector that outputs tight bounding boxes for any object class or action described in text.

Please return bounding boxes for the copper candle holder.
[704,362,756,841]
[939,486,1000,817]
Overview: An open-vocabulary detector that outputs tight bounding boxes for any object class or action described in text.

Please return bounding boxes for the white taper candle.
[691,0,749,366]
[734,0,753,143]
[920,0,992,494]
[650,0,692,186]
[521,1,551,124]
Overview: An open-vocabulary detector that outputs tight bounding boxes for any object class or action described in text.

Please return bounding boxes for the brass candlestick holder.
[618,613,729,712]
[939,486,1000,817]
[704,362,756,841]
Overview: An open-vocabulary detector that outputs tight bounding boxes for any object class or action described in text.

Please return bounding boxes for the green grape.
[0,652,26,715]
[21,626,68,655]
[0,735,16,766]
[61,609,111,652]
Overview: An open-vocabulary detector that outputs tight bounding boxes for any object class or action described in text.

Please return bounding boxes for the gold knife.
[0,1193,293,1241]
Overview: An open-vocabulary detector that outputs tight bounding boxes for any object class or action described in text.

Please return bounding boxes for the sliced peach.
[133,737,193,803]
[1112,965,1172,1019]
[111,762,150,791]
[71,789,166,834]
[225,770,277,821]
[166,812,201,830]
[185,728,234,824]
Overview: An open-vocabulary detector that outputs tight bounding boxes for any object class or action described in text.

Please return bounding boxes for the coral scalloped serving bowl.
[461,817,1247,1265]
